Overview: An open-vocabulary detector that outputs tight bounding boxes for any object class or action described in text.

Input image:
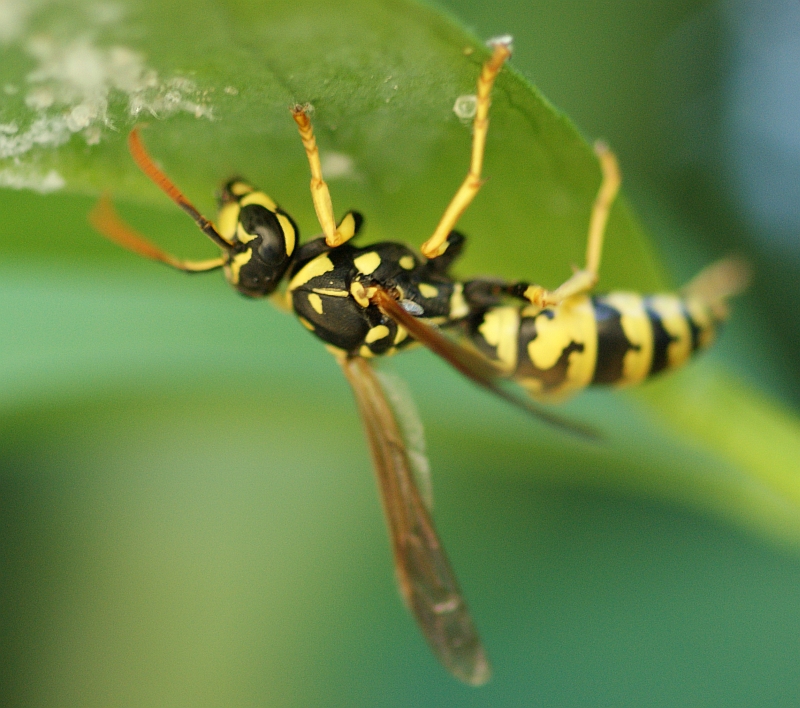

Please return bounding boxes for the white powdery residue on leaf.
[0,34,215,163]
[0,167,64,192]
[0,0,42,44]
[89,2,125,26]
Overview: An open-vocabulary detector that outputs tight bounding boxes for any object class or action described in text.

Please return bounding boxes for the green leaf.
[0,0,662,288]
[0,0,797,536]
[2,0,793,544]
[2,0,800,702]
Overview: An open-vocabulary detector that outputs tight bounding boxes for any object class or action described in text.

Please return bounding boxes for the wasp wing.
[373,288,598,440]
[340,356,491,686]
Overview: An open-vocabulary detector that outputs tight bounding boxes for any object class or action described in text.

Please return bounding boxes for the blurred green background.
[2,1,800,706]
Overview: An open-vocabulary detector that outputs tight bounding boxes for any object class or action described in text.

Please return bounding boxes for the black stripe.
[645,301,675,375]
[681,303,702,351]
[592,298,639,384]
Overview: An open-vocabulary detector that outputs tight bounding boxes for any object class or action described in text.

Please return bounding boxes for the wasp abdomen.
[467,291,721,402]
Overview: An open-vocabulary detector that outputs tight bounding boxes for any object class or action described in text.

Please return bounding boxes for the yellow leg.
[523,141,621,307]
[292,104,352,248]
[420,38,512,259]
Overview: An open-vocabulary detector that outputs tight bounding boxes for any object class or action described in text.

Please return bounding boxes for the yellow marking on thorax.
[399,255,415,270]
[418,283,439,299]
[365,325,390,343]
[350,281,369,308]
[526,295,597,398]
[394,325,408,345]
[307,293,324,315]
[312,287,348,297]
[359,345,375,358]
[684,296,716,349]
[449,282,469,320]
[298,316,315,331]
[288,254,335,291]
[353,251,381,275]
[216,202,240,241]
[477,306,519,372]
[240,191,277,210]
[276,213,296,255]
[648,295,692,369]
[601,292,653,386]
[225,248,253,284]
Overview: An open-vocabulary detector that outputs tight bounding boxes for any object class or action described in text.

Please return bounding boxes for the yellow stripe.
[312,288,348,297]
[276,213,296,256]
[236,221,256,244]
[648,295,692,369]
[288,254,335,292]
[526,295,596,399]
[601,292,652,386]
[216,202,239,242]
[230,181,254,196]
[684,296,716,350]
[226,249,252,285]
[307,293,324,314]
[477,306,519,372]
[240,191,277,210]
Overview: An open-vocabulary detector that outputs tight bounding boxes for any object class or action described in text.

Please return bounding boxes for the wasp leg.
[291,104,354,248]
[89,195,226,273]
[521,142,621,308]
[127,127,232,252]
[420,38,512,259]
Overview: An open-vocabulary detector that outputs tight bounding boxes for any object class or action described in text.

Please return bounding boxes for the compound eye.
[238,204,288,266]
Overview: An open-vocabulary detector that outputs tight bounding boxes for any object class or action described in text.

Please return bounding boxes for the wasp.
[89,37,749,685]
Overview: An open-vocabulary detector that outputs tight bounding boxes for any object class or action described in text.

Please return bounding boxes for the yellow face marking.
[240,191,277,210]
[350,281,369,308]
[365,325,390,343]
[449,282,469,320]
[288,254,335,292]
[298,316,315,331]
[307,292,324,315]
[418,283,439,299]
[226,248,253,284]
[477,306,519,372]
[312,288,348,297]
[276,213,296,256]
[230,181,254,196]
[601,292,653,386]
[648,295,691,369]
[399,255,415,270]
[216,202,240,242]
[526,295,597,399]
[353,251,381,275]
[236,221,257,244]
[394,325,408,345]
[359,345,375,358]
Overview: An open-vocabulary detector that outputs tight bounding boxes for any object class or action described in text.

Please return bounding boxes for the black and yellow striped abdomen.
[466,291,720,401]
